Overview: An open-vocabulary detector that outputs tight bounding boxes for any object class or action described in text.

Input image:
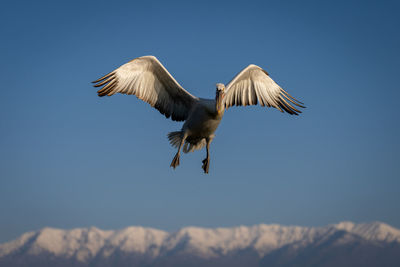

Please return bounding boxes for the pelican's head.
[215,83,225,114]
[216,83,225,92]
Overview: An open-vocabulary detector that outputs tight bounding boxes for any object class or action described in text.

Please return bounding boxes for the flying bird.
[92,56,305,173]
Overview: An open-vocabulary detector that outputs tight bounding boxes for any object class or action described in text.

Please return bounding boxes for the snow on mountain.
[27,227,111,261]
[0,231,36,258]
[332,221,400,243]
[0,226,168,262]
[0,222,399,263]
[104,226,168,257]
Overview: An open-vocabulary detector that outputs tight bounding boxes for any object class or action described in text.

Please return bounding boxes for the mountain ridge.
[1,222,399,267]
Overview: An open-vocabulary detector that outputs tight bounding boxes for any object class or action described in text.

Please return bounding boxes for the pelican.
[92,56,304,173]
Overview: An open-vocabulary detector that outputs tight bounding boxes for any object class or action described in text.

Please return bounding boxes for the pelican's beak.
[216,91,224,114]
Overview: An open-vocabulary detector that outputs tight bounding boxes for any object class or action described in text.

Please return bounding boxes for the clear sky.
[0,0,399,243]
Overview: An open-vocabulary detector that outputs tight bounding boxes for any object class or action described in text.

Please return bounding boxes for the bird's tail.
[168,131,182,149]
[167,131,206,153]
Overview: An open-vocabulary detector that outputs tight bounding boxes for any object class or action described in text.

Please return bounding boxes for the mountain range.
[1,221,400,267]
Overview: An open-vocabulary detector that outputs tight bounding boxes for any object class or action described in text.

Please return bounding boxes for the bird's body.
[167,98,224,172]
[184,99,224,140]
[92,56,304,173]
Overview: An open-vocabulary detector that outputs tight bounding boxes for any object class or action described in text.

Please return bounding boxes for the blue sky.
[0,0,399,243]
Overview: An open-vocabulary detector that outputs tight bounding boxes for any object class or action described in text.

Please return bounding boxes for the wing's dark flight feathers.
[92,71,115,84]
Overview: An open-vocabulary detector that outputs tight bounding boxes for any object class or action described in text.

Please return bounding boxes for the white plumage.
[224,64,303,114]
[93,56,304,173]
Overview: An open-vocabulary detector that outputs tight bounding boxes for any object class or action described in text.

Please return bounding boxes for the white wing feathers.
[224,64,305,115]
[92,56,198,121]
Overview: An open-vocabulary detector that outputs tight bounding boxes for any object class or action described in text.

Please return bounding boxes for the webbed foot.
[170,153,180,169]
[202,158,210,174]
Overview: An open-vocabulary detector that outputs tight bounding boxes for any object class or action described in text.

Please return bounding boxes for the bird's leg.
[170,133,187,169]
[202,138,211,174]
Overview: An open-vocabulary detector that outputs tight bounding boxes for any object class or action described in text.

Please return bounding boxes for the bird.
[92,55,305,173]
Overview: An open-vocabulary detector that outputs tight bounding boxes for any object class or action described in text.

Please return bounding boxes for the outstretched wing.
[224,64,305,115]
[92,56,199,121]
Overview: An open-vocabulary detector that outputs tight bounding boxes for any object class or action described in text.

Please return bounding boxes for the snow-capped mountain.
[1,222,399,267]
